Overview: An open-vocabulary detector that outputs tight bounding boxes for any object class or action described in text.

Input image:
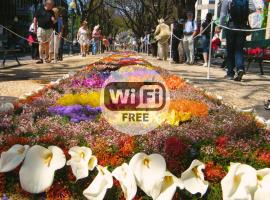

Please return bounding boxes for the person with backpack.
[183,11,197,65]
[220,0,256,81]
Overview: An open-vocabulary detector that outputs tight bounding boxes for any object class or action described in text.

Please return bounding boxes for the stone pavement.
[0,54,105,103]
[141,54,270,119]
[0,53,269,119]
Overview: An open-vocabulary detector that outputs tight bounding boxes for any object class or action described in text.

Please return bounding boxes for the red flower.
[215,136,229,147]
[46,181,71,200]
[164,136,187,157]
[113,179,121,188]
[256,150,270,166]
[166,159,182,174]
[204,161,226,183]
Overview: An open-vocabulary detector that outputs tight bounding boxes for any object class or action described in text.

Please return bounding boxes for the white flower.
[129,153,166,199]
[156,171,184,200]
[112,163,137,200]
[19,145,66,194]
[254,168,270,200]
[83,165,113,200]
[181,160,209,196]
[0,103,14,113]
[0,144,29,172]
[221,163,257,200]
[67,146,98,180]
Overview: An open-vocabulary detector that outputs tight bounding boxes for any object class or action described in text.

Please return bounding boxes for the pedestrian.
[201,13,213,67]
[178,19,185,64]
[108,34,114,51]
[183,11,197,65]
[57,10,65,61]
[171,18,183,63]
[34,0,56,64]
[154,18,171,61]
[149,29,158,57]
[28,19,39,60]
[220,0,255,81]
[48,7,61,63]
[92,25,101,55]
[77,21,90,57]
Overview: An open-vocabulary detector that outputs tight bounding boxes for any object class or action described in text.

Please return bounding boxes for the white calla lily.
[83,165,113,200]
[181,160,209,196]
[254,168,270,200]
[129,153,166,199]
[156,171,184,200]
[0,103,14,113]
[0,144,29,172]
[112,163,137,200]
[19,145,66,194]
[67,146,98,180]
[221,163,257,200]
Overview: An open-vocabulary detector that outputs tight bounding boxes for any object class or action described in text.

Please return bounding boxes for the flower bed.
[0,52,269,200]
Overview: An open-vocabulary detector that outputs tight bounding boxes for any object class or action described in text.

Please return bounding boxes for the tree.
[266,3,270,39]
[105,0,197,38]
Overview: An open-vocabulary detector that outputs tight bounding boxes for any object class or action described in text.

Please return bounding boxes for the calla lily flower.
[181,160,209,196]
[67,146,98,180]
[156,171,184,200]
[19,145,66,194]
[0,102,14,113]
[0,144,29,172]
[254,168,270,200]
[221,163,257,200]
[112,163,137,200]
[83,165,113,200]
[129,153,166,199]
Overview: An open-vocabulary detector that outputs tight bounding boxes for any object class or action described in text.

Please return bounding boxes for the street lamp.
[69,0,76,54]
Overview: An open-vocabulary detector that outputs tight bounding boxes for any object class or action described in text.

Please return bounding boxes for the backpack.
[229,0,249,25]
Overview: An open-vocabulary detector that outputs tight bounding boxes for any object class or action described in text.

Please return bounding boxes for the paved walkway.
[0,53,269,119]
[141,54,270,119]
[0,54,104,103]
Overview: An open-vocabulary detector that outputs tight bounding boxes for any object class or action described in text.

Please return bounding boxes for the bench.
[0,48,21,67]
[244,39,270,75]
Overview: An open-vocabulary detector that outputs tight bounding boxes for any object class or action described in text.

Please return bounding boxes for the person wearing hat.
[154,18,171,61]
[183,11,197,65]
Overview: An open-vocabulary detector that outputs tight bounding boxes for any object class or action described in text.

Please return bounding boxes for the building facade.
[195,0,216,23]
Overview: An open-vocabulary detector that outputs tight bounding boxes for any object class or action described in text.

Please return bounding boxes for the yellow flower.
[165,110,191,126]
[57,92,101,107]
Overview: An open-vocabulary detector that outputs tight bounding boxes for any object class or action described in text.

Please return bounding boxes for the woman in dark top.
[201,13,213,67]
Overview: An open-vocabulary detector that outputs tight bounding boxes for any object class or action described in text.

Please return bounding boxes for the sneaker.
[185,61,190,65]
[36,59,43,64]
[203,63,208,67]
[234,70,244,82]
[225,75,234,80]
[264,100,270,110]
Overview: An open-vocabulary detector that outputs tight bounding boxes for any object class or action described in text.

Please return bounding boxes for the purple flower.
[48,105,101,123]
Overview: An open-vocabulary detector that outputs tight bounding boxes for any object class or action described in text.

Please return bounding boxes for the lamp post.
[69,0,76,54]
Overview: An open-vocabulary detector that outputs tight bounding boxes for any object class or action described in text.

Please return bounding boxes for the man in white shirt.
[183,12,197,65]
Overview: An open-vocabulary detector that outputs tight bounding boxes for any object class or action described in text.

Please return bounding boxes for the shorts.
[37,27,53,43]
[201,35,210,53]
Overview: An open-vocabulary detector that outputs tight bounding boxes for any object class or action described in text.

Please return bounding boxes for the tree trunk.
[266,3,270,39]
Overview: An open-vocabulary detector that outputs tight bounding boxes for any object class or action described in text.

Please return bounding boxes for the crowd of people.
[151,12,219,67]
[28,0,114,64]
[150,0,265,82]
